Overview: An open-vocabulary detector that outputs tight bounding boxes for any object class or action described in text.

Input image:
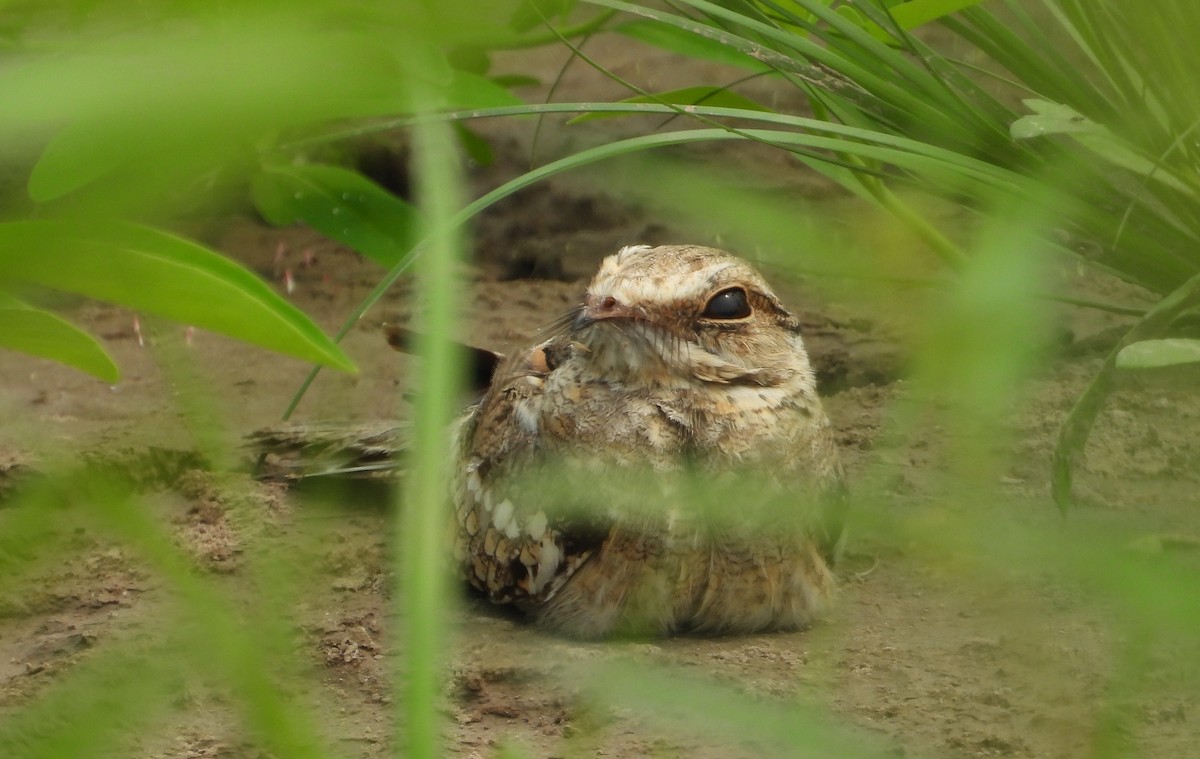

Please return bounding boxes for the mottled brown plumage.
[451,244,844,637]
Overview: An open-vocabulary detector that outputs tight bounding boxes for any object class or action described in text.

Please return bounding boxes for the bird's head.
[568,244,815,388]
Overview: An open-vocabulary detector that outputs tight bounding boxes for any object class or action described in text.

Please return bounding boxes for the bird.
[253,243,845,638]
[447,244,845,638]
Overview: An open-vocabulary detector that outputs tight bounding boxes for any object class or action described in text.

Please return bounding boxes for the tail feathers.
[248,421,409,480]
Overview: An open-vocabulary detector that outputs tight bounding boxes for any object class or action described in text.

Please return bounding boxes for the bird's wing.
[452,337,606,607]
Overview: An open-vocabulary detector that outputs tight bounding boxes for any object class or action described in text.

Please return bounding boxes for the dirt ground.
[2,39,1200,759]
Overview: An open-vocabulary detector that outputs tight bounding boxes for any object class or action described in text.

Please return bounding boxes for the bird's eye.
[701,287,752,319]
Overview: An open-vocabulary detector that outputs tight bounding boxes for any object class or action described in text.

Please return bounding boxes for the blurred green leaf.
[0,220,355,372]
[251,163,420,268]
[455,122,496,166]
[491,73,541,89]
[445,68,526,109]
[615,19,773,73]
[10,8,424,208]
[28,119,129,203]
[0,293,119,382]
[568,86,773,123]
[1116,338,1200,369]
[509,0,575,32]
[446,46,492,76]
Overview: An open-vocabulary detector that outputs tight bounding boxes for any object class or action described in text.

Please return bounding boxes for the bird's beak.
[574,294,637,331]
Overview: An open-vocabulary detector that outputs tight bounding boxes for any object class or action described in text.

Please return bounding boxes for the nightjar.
[448,244,845,637]
[254,244,844,637]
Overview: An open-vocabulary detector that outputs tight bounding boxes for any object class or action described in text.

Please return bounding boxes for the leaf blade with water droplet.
[250,163,421,268]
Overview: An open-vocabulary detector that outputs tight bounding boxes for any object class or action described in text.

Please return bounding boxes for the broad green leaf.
[250,163,420,268]
[0,220,355,372]
[1116,338,1200,369]
[890,0,990,30]
[0,294,119,382]
[28,119,128,203]
[614,19,773,73]
[568,87,773,123]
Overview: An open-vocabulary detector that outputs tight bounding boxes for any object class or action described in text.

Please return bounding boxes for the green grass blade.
[567,86,774,123]
[251,162,422,267]
[0,220,355,372]
[398,103,464,759]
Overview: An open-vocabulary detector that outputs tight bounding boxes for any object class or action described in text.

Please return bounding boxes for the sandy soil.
[2,38,1200,759]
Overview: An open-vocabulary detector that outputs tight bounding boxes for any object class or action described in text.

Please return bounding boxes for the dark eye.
[701,287,752,319]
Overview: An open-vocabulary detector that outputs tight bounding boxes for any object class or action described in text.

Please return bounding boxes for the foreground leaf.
[0,221,355,372]
[0,294,119,382]
[251,163,420,268]
[1116,338,1200,369]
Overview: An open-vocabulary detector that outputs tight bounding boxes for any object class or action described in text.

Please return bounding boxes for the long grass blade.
[397,96,465,759]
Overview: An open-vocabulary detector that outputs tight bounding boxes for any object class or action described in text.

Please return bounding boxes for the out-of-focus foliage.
[0,0,545,379]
